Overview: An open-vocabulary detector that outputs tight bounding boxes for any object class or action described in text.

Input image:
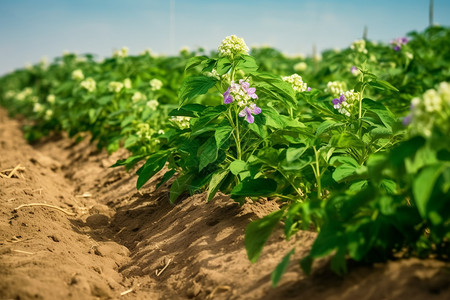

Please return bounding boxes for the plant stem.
[235,106,242,160]
[313,146,322,198]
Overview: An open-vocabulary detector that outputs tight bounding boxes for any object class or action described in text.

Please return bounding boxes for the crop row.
[1,26,449,284]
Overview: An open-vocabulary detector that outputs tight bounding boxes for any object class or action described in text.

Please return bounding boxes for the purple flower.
[239,79,258,99]
[307,87,311,92]
[391,37,409,51]
[402,114,412,126]
[223,87,233,104]
[239,103,261,123]
[239,79,249,91]
[351,66,359,76]
[332,93,346,109]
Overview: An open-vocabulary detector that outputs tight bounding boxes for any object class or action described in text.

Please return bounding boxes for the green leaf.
[214,125,232,148]
[362,98,396,130]
[207,169,229,201]
[390,136,425,167]
[110,155,145,171]
[170,173,195,204]
[286,147,307,163]
[300,255,313,275]
[330,132,365,148]
[156,169,176,189]
[231,178,277,198]
[368,80,399,92]
[169,104,206,117]
[184,56,208,72]
[198,137,218,171]
[245,209,284,263]
[413,164,445,218]
[136,153,168,190]
[330,247,347,275]
[190,105,227,137]
[178,76,217,107]
[330,156,359,168]
[316,119,343,136]
[237,55,259,73]
[332,164,357,183]
[216,57,232,75]
[252,72,296,107]
[271,248,295,287]
[229,160,247,175]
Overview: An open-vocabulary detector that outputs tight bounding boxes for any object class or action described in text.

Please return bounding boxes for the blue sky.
[1,0,449,75]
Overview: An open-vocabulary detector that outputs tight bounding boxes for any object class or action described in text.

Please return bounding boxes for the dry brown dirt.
[1,106,450,300]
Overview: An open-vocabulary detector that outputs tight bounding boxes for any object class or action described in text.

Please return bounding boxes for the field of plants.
[1,25,450,299]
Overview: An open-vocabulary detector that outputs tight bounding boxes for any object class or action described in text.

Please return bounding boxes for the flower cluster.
[124,78,132,89]
[80,78,96,92]
[108,81,124,93]
[204,69,220,80]
[136,123,154,140]
[33,102,44,113]
[15,88,33,101]
[171,116,191,129]
[293,62,307,72]
[325,81,347,97]
[132,92,147,103]
[332,90,360,117]
[223,80,261,123]
[47,94,55,104]
[113,47,129,58]
[72,69,84,81]
[391,37,408,51]
[146,99,159,111]
[351,66,361,76]
[350,39,368,54]
[4,90,16,100]
[149,78,163,91]
[403,82,450,137]
[44,109,53,120]
[218,35,249,58]
[282,74,310,92]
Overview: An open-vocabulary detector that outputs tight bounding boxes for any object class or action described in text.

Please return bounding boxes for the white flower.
[179,46,190,53]
[350,39,368,54]
[72,69,84,81]
[47,94,55,104]
[171,116,191,129]
[405,82,450,137]
[45,109,53,120]
[123,78,132,89]
[325,81,347,97]
[80,78,96,92]
[113,46,129,58]
[218,35,249,58]
[293,62,307,72]
[350,39,367,53]
[149,79,163,91]
[146,99,159,111]
[132,92,147,103]
[282,74,309,92]
[33,103,44,113]
[16,88,33,101]
[108,81,124,93]
[4,90,16,100]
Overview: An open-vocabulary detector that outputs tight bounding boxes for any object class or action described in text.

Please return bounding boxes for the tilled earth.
[1,107,449,300]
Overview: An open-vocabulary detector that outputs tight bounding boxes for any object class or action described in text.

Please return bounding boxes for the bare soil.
[1,107,449,300]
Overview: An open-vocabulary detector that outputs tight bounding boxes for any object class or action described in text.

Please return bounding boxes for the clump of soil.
[1,107,449,300]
